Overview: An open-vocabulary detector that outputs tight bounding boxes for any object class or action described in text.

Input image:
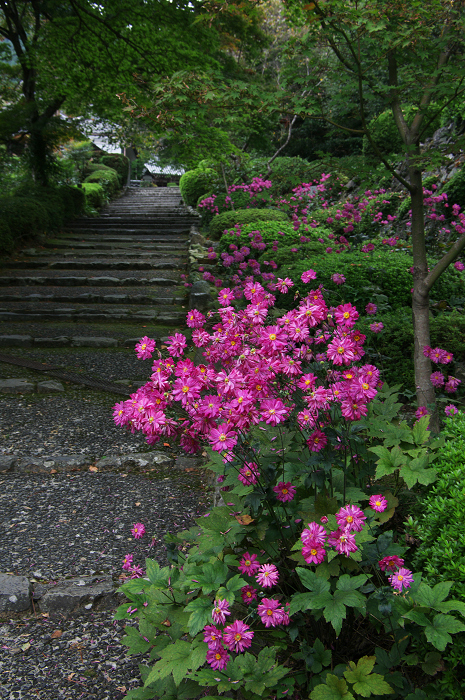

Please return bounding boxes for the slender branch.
[266,113,298,175]
[423,233,465,292]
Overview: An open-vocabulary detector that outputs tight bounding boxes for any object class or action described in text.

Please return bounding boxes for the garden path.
[0,187,208,700]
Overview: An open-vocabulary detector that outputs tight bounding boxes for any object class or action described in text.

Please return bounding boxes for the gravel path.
[0,471,210,700]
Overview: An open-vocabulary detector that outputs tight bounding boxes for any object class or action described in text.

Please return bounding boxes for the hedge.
[209,208,289,241]
[179,168,217,207]
[84,169,120,197]
[0,185,85,256]
[279,250,462,311]
[82,182,106,209]
[99,154,129,185]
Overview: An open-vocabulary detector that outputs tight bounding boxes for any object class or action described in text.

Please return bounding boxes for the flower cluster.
[378,556,414,592]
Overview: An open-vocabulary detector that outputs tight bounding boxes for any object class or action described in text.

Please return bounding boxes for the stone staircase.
[0,187,199,333]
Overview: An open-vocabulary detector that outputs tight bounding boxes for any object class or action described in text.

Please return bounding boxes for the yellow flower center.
[182,386,189,393]
[337,346,344,354]
[267,609,273,616]
[311,548,317,556]
[219,434,226,442]
[343,312,350,319]
[269,333,276,341]
[398,575,404,581]
[282,488,288,495]
[141,343,146,350]
[234,633,242,641]
[375,500,381,507]
[245,560,251,567]
[346,516,353,523]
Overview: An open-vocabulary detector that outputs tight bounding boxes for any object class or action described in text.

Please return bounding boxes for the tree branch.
[424,233,465,292]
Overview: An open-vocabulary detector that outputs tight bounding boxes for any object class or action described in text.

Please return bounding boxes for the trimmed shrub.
[58,185,85,220]
[209,208,289,241]
[82,182,106,209]
[413,411,465,597]
[219,221,331,257]
[280,250,462,312]
[179,168,217,207]
[99,154,129,185]
[198,190,254,229]
[84,169,120,197]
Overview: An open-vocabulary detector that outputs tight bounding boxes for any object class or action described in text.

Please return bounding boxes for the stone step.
[21,249,187,260]
[43,239,188,249]
[0,292,176,305]
[3,260,184,271]
[0,309,187,324]
[0,275,179,286]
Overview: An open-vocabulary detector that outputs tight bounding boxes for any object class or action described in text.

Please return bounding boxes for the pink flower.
[389,567,414,592]
[302,543,326,564]
[122,554,133,571]
[454,260,464,271]
[445,404,458,416]
[430,371,445,387]
[445,376,461,393]
[241,585,258,605]
[206,646,229,670]
[369,322,384,333]
[186,309,206,328]
[306,429,327,452]
[131,523,146,539]
[209,423,238,452]
[329,528,358,556]
[212,599,231,625]
[369,494,388,512]
[415,406,429,419]
[260,399,289,425]
[166,332,187,357]
[218,288,235,306]
[135,336,156,360]
[257,598,285,627]
[336,505,366,532]
[238,552,261,576]
[326,336,356,365]
[223,620,254,652]
[273,482,296,502]
[332,273,346,285]
[130,565,144,578]
[365,303,377,315]
[301,269,317,282]
[256,563,279,588]
[238,463,260,485]
[378,555,404,572]
[335,303,359,328]
[203,625,223,649]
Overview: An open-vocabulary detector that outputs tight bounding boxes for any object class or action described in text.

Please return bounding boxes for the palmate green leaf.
[412,415,431,445]
[145,639,207,687]
[296,567,330,593]
[344,655,393,696]
[310,673,355,699]
[336,574,368,591]
[401,455,437,488]
[413,581,453,608]
[370,445,405,479]
[185,597,213,637]
[146,560,170,588]
[190,560,228,594]
[424,613,465,651]
[121,626,152,655]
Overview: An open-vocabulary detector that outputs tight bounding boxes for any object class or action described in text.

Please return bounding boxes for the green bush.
[209,208,289,240]
[441,167,465,211]
[363,106,441,158]
[83,169,120,197]
[82,182,106,209]
[57,185,85,220]
[179,168,217,207]
[99,154,129,185]
[280,250,462,312]
[0,219,14,255]
[198,190,253,228]
[244,156,347,198]
[413,411,465,596]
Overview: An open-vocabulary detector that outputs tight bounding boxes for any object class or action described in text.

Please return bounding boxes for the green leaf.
[121,626,152,655]
[424,613,465,651]
[401,454,437,488]
[310,673,355,699]
[370,445,405,479]
[413,581,453,608]
[344,655,393,696]
[146,560,170,588]
[412,415,431,445]
[322,594,347,635]
[184,597,213,637]
[191,560,228,594]
[145,639,207,687]
[421,651,444,676]
[296,567,330,593]
[336,574,368,591]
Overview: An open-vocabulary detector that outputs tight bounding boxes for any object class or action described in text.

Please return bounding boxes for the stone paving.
[0,186,211,620]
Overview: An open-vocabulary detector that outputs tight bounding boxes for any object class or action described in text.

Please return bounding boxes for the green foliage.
[440,167,465,212]
[179,169,217,208]
[84,169,120,197]
[244,156,347,197]
[0,218,14,255]
[99,154,129,185]
[363,106,441,158]
[209,208,288,240]
[220,220,306,252]
[81,182,106,209]
[413,412,465,597]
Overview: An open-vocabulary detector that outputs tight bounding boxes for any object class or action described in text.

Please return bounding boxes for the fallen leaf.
[135,502,141,506]
[51,630,62,639]
[50,469,57,474]
[121,473,128,477]
[89,466,98,472]
[161,618,171,627]
[163,443,170,447]
[116,687,127,693]
[21,642,31,651]
[235,514,254,526]
[185,468,196,472]
[67,673,75,681]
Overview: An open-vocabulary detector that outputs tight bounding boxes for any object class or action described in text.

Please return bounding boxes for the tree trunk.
[409,160,439,432]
